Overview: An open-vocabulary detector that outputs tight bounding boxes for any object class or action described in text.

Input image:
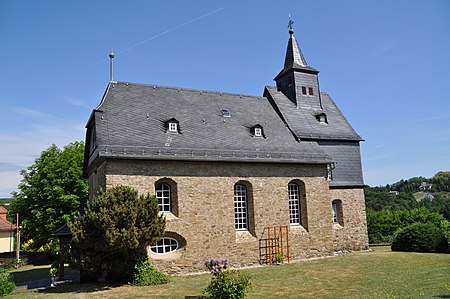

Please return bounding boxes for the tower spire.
[283,15,309,70]
[274,17,321,109]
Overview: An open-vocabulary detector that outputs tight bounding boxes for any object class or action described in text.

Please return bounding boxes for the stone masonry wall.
[330,188,369,251]
[87,158,368,274]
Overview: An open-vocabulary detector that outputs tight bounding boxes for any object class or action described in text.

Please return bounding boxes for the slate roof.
[317,141,364,187]
[85,82,331,171]
[275,33,319,80]
[264,86,363,141]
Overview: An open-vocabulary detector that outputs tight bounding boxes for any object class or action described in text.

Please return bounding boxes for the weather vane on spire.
[288,13,294,34]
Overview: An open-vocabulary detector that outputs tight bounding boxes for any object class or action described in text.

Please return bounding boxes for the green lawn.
[413,191,425,200]
[6,247,450,298]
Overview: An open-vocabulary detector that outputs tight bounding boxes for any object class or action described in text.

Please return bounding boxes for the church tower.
[274,22,322,109]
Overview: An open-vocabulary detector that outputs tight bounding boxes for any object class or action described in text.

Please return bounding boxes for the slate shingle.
[86,82,331,167]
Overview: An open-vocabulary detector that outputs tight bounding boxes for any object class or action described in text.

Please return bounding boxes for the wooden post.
[16,213,20,264]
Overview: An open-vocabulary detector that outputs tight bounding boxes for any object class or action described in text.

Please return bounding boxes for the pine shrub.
[391,222,448,253]
[69,185,165,282]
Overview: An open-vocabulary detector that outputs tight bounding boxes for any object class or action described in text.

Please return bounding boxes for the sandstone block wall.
[87,158,369,274]
[330,188,369,251]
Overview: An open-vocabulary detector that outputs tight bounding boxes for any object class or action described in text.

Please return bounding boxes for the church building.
[83,24,369,274]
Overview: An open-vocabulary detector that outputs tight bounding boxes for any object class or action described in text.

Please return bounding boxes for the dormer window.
[254,127,262,137]
[165,118,180,133]
[252,124,264,138]
[169,122,177,132]
[316,113,328,124]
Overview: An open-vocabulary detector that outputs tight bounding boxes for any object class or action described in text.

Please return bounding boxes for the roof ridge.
[113,81,263,99]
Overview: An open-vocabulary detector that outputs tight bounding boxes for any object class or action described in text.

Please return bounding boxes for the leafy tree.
[364,186,417,211]
[425,192,450,221]
[391,177,426,192]
[366,207,447,243]
[391,222,448,253]
[431,172,450,192]
[69,185,165,282]
[8,142,87,251]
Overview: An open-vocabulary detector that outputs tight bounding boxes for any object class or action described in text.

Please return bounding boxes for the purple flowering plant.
[204,258,229,275]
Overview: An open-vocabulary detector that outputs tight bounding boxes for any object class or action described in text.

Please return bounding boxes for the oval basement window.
[150,237,178,254]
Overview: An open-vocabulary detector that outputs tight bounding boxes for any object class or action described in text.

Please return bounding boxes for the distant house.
[388,191,399,196]
[419,182,432,191]
[416,192,435,202]
[0,206,15,253]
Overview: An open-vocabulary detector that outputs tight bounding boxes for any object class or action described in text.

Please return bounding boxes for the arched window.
[288,180,308,230]
[156,183,171,212]
[149,237,178,254]
[234,184,248,230]
[288,183,300,225]
[332,199,344,226]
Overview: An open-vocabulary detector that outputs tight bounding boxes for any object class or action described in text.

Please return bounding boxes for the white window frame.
[156,183,171,212]
[168,122,178,132]
[332,202,338,224]
[150,237,178,255]
[288,183,301,225]
[254,127,262,137]
[234,184,248,230]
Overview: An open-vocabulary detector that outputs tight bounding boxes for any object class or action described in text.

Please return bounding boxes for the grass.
[5,247,450,298]
[413,191,425,200]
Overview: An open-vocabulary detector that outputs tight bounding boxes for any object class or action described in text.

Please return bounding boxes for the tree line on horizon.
[365,171,450,220]
[364,172,450,246]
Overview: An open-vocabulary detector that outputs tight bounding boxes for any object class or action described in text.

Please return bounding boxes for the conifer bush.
[391,222,448,253]
[69,185,165,282]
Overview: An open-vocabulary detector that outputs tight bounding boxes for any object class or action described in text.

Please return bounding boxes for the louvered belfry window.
[301,86,307,95]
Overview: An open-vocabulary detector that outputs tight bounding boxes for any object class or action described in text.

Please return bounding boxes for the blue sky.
[1,0,449,197]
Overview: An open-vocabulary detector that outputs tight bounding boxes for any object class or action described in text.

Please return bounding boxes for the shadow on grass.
[37,281,122,294]
[11,266,79,283]
[11,267,50,283]
[433,295,450,298]
[184,296,208,299]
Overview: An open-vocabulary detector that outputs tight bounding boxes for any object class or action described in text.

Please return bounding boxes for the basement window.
[150,237,178,254]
